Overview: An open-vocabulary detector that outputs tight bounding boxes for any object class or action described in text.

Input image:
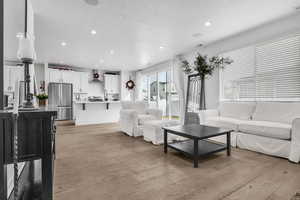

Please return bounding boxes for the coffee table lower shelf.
[168,139,227,158]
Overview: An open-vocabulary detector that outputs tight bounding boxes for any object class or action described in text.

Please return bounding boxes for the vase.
[199,76,206,110]
[38,99,47,107]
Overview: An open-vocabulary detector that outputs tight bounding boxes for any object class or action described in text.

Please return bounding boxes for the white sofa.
[199,102,300,163]
[119,101,163,137]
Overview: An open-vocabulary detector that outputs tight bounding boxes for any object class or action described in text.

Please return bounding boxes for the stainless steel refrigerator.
[48,82,73,120]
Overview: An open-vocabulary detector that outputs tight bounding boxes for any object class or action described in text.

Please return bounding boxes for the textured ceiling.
[5,0,300,70]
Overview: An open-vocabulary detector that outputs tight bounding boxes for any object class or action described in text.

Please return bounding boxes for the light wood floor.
[54,123,300,200]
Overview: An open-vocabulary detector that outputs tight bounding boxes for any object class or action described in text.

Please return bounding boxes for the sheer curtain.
[29,64,38,106]
[135,71,143,101]
[172,55,186,124]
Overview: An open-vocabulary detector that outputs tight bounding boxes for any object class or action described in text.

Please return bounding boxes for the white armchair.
[119,101,163,137]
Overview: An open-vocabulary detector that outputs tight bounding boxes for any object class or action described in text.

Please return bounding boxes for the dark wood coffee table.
[163,124,232,168]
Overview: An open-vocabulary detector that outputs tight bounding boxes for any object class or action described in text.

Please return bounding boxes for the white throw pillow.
[252,102,300,124]
[219,102,256,120]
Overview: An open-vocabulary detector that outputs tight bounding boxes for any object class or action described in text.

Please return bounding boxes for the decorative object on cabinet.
[125,79,135,90]
[39,80,45,92]
[17,0,37,109]
[36,93,48,107]
[181,53,233,110]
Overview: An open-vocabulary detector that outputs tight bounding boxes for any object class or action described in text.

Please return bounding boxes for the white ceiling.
[5,0,300,70]
[4,0,25,63]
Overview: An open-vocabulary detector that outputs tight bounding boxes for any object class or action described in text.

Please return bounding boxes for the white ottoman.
[143,120,181,145]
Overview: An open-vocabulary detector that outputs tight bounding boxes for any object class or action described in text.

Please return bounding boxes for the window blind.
[255,35,300,100]
[220,46,255,100]
[220,34,300,101]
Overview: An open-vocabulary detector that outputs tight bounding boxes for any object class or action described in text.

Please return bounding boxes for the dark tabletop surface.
[0,106,57,115]
[163,124,233,139]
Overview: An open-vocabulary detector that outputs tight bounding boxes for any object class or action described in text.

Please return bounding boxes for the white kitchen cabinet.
[72,71,89,93]
[4,66,24,92]
[104,74,120,94]
[48,68,63,83]
[47,69,89,93]
[79,72,89,93]
[72,72,81,93]
[62,70,74,84]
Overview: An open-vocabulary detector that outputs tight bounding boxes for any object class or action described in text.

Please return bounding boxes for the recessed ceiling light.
[204,21,212,27]
[91,30,97,35]
[110,50,115,55]
[61,42,67,46]
[159,46,164,50]
[16,32,24,38]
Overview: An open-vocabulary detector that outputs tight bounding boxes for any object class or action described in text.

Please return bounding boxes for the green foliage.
[181,53,233,78]
[36,93,48,100]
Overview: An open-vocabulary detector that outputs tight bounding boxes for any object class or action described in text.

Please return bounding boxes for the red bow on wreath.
[126,80,135,90]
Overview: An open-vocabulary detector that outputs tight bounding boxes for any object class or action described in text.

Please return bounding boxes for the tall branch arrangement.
[181,53,233,78]
[181,53,233,110]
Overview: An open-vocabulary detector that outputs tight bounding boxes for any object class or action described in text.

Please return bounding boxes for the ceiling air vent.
[84,0,99,6]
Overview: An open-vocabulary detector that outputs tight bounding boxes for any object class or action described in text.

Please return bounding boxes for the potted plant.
[181,53,233,110]
[36,93,48,107]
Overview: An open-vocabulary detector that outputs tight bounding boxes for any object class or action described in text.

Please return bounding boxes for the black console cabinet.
[0,109,57,200]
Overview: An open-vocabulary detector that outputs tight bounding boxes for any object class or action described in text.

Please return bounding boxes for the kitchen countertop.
[0,106,58,114]
[73,100,122,125]
[74,100,121,104]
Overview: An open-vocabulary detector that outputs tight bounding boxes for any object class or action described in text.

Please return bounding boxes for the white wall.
[87,81,104,97]
[121,70,135,101]
[4,0,25,60]
[174,12,300,109]
[201,12,300,56]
